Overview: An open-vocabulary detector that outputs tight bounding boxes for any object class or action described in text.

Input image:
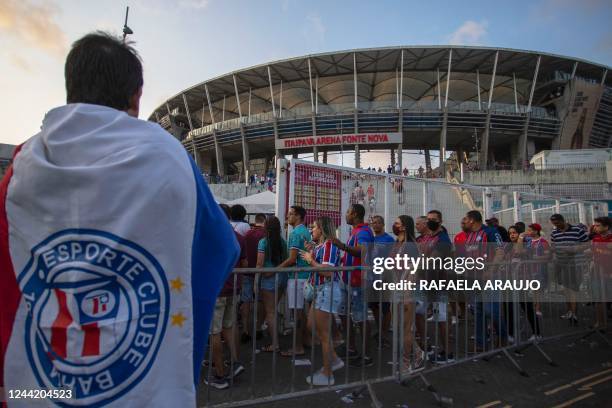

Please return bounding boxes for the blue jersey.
[288,224,312,278]
[342,223,374,287]
[374,233,395,243]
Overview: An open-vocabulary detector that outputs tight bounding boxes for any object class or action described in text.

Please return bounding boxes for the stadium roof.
[150,45,611,126]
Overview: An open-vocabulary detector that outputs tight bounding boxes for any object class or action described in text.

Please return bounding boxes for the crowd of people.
[364,164,439,178]
[205,201,611,390]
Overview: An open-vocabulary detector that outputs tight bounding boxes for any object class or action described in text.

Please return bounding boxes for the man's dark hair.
[290,206,306,222]
[515,221,526,234]
[65,31,143,110]
[351,203,366,220]
[497,225,511,242]
[466,210,482,223]
[254,213,267,224]
[427,210,443,221]
[594,216,611,229]
[230,205,247,221]
[550,213,564,222]
[372,215,384,224]
[219,204,231,219]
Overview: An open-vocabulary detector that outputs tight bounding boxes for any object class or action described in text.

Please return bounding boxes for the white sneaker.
[528,334,542,342]
[451,316,457,325]
[331,358,345,372]
[507,335,515,344]
[306,369,335,386]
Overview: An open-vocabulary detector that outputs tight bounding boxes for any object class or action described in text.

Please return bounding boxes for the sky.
[1,0,611,167]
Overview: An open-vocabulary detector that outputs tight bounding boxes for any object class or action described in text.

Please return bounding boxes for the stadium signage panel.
[276,132,402,149]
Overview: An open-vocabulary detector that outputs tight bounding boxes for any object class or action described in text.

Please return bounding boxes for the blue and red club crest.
[18,229,169,407]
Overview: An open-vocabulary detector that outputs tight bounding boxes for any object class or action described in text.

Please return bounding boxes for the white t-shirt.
[231,220,251,236]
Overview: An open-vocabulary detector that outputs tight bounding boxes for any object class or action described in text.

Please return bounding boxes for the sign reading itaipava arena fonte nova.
[276,132,402,149]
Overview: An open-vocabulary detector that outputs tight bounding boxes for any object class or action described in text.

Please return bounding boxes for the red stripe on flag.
[51,289,73,359]
[81,322,100,357]
[0,144,23,389]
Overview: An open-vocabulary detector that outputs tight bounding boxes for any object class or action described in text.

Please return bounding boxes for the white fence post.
[483,187,493,220]
[578,202,587,225]
[555,199,561,214]
[276,158,289,233]
[512,191,522,224]
[422,181,430,215]
[384,175,391,233]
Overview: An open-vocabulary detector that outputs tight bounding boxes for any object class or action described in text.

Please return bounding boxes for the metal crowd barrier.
[200,256,610,407]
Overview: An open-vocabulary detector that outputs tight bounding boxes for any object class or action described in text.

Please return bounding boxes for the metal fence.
[200,252,611,407]
[278,159,608,243]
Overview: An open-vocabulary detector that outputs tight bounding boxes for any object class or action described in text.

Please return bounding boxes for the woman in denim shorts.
[256,216,288,352]
[300,216,344,386]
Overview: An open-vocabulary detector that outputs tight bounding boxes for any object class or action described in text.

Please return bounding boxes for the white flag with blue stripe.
[0,103,239,406]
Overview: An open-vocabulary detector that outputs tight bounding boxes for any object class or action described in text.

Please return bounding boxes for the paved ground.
[198,304,612,407]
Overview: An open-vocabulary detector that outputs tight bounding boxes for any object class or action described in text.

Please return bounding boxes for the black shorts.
[555,262,582,292]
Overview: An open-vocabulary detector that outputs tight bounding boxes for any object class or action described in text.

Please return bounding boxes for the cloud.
[179,0,209,9]
[530,0,609,21]
[595,32,612,55]
[8,52,33,72]
[448,20,488,45]
[0,0,67,58]
[303,13,326,46]
[281,0,292,12]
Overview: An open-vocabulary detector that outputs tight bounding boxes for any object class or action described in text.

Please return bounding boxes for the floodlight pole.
[122,6,133,42]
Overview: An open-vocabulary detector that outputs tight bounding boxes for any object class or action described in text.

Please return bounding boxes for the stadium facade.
[148,46,612,176]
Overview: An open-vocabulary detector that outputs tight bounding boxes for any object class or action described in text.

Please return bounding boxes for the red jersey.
[592,233,612,265]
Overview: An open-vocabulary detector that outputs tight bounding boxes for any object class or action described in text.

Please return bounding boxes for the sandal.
[261,344,279,353]
[280,349,305,357]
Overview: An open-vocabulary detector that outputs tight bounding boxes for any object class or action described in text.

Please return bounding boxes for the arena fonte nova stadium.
[148,46,612,176]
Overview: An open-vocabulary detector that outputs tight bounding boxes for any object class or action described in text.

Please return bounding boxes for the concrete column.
[273,118,281,161]
[213,129,224,176]
[480,111,492,169]
[323,151,328,163]
[263,155,271,177]
[457,147,465,165]
[355,144,361,169]
[425,149,432,172]
[439,109,448,169]
[518,114,531,169]
[239,125,250,180]
[313,146,319,162]
[397,144,403,172]
[390,148,395,168]
[398,108,404,171]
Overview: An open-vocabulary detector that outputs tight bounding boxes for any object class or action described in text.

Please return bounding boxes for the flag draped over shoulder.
[0,104,239,407]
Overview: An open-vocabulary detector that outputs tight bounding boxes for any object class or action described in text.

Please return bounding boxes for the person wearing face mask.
[424,210,453,363]
[392,215,426,374]
[369,215,394,348]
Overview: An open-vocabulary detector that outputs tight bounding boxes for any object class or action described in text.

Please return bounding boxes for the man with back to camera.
[230,205,251,237]
[278,206,312,357]
[0,32,239,406]
[205,204,247,389]
[463,210,505,350]
[549,213,590,325]
[369,215,394,348]
[240,213,267,343]
[333,203,375,366]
